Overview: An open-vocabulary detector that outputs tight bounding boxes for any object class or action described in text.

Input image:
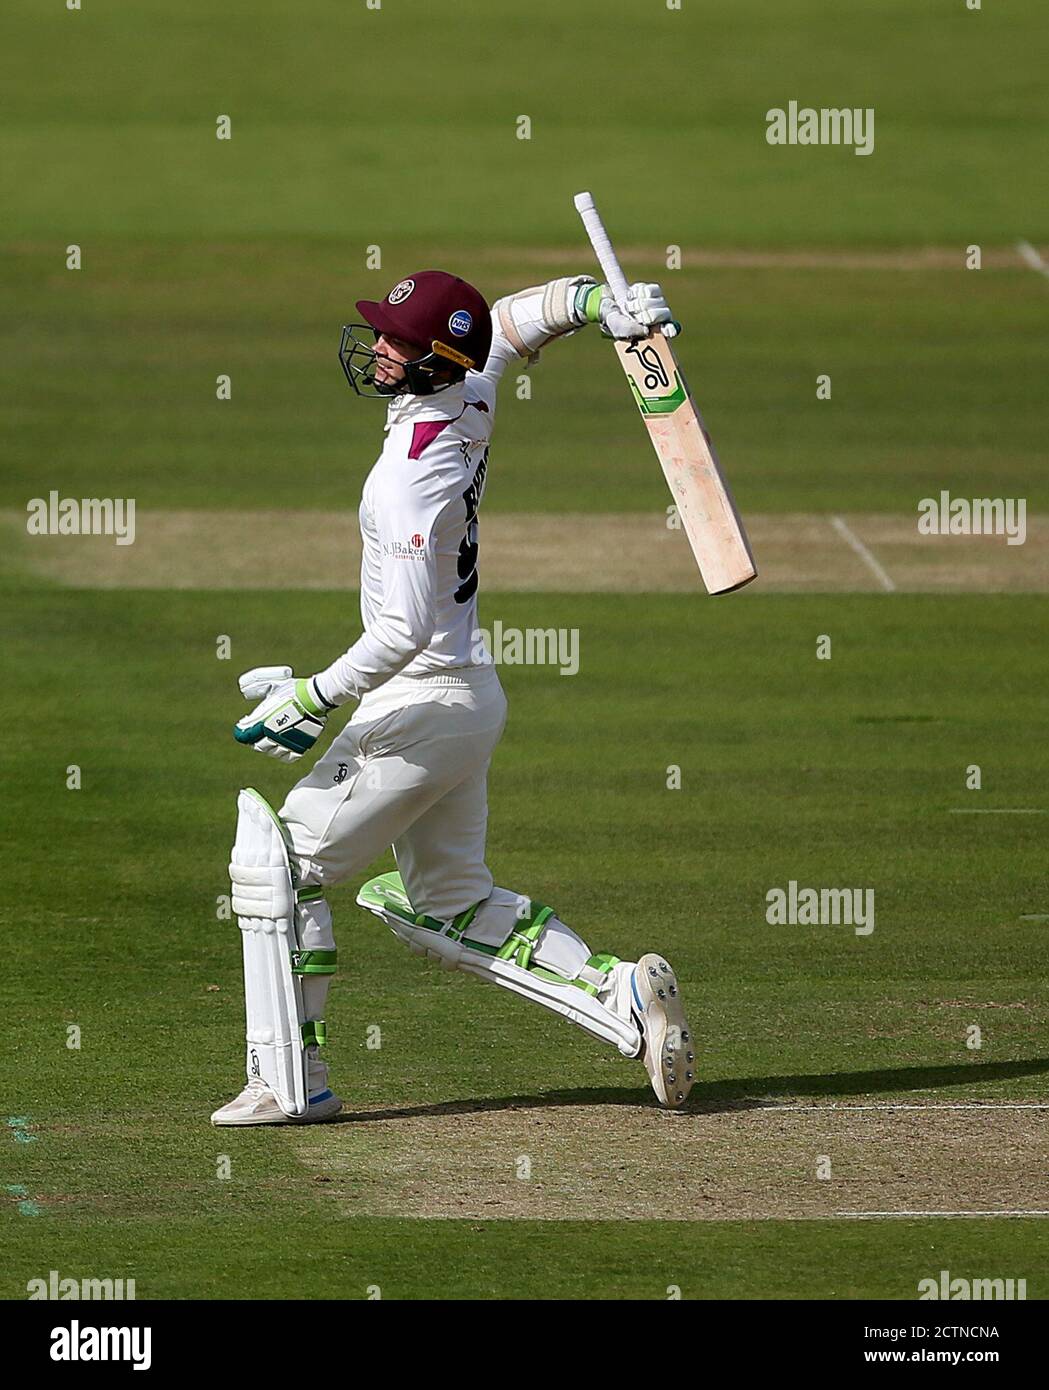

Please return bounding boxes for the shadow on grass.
[334,1056,1049,1123]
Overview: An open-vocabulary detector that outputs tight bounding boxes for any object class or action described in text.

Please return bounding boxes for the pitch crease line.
[829,516,896,592]
[1017,240,1049,282]
[756,1103,1049,1112]
[839,1211,1049,1220]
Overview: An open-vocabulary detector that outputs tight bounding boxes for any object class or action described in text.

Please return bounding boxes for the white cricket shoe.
[211,1077,343,1127]
[630,953,695,1109]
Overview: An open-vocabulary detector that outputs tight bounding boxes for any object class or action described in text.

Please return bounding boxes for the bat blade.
[615,333,756,595]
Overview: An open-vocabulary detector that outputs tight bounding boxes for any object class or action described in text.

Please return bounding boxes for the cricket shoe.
[210,1077,342,1126]
[630,953,695,1109]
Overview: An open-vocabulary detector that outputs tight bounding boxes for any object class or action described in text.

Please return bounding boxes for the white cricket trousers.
[279,665,507,920]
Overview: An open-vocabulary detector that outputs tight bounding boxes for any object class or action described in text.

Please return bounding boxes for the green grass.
[3,0,1046,245]
[4,590,1048,1297]
[8,1211,1049,1302]
[2,242,1046,514]
[3,0,1046,515]
[4,0,1047,1301]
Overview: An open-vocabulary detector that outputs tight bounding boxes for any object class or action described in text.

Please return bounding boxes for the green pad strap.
[516,905,554,970]
[414,911,446,933]
[301,1020,327,1048]
[359,872,615,996]
[296,885,325,904]
[572,951,621,997]
[292,949,338,976]
[446,901,479,941]
[495,901,554,969]
[407,899,481,942]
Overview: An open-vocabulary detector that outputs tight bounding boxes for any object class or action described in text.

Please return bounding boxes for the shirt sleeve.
[313,471,447,704]
[476,275,594,389]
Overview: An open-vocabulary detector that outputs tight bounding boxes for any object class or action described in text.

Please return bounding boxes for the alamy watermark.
[49,1322,151,1370]
[918,1269,1026,1300]
[26,492,136,546]
[917,492,1026,546]
[766,881,874,936]
[472,621,579,676]
[28,1270,136,1300]
[766,101,874,156]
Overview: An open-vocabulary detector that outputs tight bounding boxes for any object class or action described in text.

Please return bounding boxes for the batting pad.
[357,872,640,1057]
[229,788,308,1117]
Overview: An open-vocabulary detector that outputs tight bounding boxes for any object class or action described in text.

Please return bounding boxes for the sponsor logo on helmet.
[388,279,415,305]
[449,309,473,337]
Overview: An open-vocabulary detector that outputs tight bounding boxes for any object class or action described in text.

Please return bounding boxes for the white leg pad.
[229,788,308,1117]
[358,878,640,1058]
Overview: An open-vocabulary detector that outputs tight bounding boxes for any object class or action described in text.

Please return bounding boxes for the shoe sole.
[633,953,695,1109]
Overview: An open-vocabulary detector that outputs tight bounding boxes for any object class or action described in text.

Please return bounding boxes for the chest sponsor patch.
[382,539,427,562]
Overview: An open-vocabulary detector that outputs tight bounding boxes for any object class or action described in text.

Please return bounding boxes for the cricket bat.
[573,191,757,595]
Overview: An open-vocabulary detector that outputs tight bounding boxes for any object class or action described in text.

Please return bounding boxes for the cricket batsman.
[212,267,695,1125]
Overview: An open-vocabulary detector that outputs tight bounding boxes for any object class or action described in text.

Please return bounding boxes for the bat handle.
[573,190,631,311]
[573,191,679,337]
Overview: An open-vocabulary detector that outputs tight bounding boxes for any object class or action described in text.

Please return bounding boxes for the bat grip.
[573,191,631,310]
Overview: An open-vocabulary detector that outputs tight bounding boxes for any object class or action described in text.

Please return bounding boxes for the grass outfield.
[3,0,1048,518]
[4,590,1048,1297]
[4,0,1047,246]
[5,0,1047,1304]
[3,242,1047,516]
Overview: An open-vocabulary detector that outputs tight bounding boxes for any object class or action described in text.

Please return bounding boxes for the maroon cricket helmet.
[356,270,493,373]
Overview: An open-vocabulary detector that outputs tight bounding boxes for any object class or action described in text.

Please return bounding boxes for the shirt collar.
[384,379,468,430]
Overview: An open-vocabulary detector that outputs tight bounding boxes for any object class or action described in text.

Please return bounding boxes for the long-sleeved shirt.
[314,279,588,706]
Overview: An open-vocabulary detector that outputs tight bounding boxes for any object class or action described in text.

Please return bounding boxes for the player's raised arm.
[479,275,675,383]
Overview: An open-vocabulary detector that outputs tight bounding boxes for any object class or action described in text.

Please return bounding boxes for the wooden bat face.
[615,332,757,595]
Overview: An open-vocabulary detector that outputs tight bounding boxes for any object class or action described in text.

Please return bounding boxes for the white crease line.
[949,808,1045,814]
[756,1104,1049,1112]
[839,1211,1049,1220]
[829,516,896,592]
[1017,240,1049,281]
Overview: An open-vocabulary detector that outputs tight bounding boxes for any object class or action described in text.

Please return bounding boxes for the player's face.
[373,333,420,386]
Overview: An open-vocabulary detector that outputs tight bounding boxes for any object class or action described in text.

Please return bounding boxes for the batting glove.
[233,665,333,762]
[625,282,678,337]
[586,281,679,340]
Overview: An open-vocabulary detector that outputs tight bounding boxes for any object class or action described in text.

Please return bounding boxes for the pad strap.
[291,949,338,976]
[496,901,555,970]
[575,952,621,996]
[414,897,615,995]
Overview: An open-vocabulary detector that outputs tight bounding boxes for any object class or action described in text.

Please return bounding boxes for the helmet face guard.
[338,324,470,399]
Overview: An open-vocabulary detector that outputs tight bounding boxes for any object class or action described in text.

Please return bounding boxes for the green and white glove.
[577,281,679,340]
[233,664,334,762]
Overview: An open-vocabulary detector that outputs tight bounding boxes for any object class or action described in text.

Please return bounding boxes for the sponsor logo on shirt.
[382,539,427,562]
